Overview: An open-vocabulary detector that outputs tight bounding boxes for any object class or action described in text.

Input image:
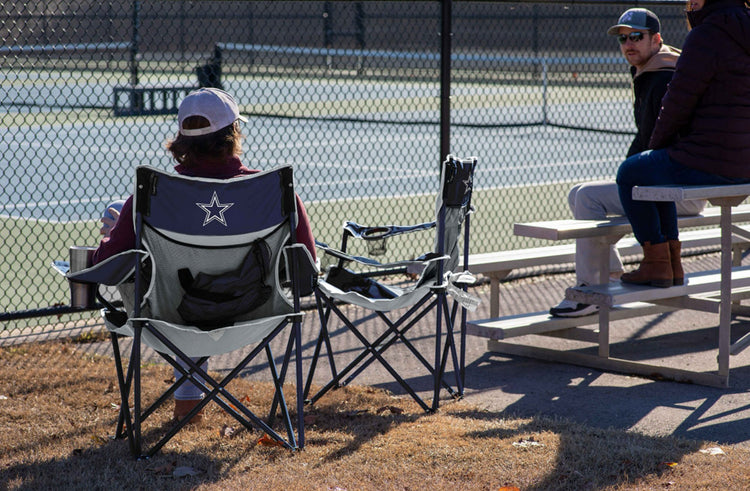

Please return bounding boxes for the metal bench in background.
[468,193,750,388]
[113,85,197,116]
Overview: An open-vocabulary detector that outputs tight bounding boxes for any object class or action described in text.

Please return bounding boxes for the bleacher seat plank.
[465,226,750,318]
[513,205,750,242]
[467,227,749,275]
[633,183,750,203]
[468,244,575,276]
[467,302,676,340]
[566,267,750,307]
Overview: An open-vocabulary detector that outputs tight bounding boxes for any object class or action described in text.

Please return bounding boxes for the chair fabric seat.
[318,280,436,312]
[105,312,300,357]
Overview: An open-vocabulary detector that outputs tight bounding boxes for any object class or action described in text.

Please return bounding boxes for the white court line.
[309,186,441,205]
[7,139,162,159]
[249,130,435,154]
[495,156,619,173]
[2,195,125,211]
[0,214,98,224]
[297,169,438,193]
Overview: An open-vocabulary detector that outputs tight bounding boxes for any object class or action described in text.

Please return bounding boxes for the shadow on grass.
[452,410,705,490]
[4,328,748,489]
[2,426,233,490]
[307,388,710,490]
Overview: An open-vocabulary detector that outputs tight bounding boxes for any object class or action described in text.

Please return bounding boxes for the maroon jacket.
[92,156,316,264]
[649,0,750,178]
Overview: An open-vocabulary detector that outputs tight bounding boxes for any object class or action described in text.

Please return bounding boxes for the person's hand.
[100,206,121,237]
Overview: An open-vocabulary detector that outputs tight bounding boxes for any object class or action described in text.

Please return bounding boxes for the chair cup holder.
[363,227,390,256]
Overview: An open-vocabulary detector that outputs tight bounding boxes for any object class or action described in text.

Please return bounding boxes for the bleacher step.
[566,267,750,307]
[467,302,675,340]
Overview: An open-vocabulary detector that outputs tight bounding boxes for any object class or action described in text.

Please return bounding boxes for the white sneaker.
[549,298,599,318]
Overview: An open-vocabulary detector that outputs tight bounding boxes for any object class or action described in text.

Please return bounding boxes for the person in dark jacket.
[616,0,750,288]
[625,27,680,159]
[550,8,706,317]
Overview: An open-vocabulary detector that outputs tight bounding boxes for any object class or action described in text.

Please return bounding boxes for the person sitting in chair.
[93,88,316,424]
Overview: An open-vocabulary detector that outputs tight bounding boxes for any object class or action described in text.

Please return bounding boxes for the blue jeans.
[616,149,750,244]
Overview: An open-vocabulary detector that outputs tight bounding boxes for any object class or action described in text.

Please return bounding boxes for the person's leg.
[174,357,208,423]
[617,149,750,286]
[616,150,675,244]
[567,182,583,214]
[617,150,683,286]
[570,181,626,284]
[617,149,749,241]
[672,199,709,283]
[551,182,623,317]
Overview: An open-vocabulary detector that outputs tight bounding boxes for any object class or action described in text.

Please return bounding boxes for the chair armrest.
[343,220,436,241]
[337,221,436,259]
[316,239,449,270]
[283,244,319,297]
[67,249,148,286]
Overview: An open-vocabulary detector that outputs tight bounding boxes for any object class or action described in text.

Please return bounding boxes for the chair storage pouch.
[177,239,272,329]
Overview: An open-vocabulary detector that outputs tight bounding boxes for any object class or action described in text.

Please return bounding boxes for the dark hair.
[166,116,243,166]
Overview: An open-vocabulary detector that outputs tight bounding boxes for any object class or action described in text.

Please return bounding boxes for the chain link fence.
[1,0,689,337]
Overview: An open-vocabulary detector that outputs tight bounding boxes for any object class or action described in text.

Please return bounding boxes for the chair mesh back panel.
[142,224,293,324]
[134,166,295,326]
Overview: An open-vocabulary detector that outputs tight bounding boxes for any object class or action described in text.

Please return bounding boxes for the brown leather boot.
[621,241,673,288]
[668,240,684,286]
[174,398,204,425]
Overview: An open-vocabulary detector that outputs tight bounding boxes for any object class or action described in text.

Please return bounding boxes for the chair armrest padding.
[284,244,319,297]
[67,249,148,286]
[343,221,436,240]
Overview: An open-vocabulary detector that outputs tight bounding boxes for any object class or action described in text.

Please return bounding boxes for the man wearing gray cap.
[550,7,706,317]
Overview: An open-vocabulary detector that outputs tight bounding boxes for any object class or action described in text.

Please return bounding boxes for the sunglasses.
[617,32,646,44]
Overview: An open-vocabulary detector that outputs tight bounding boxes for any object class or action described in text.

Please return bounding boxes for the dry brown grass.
[2,339,750,490]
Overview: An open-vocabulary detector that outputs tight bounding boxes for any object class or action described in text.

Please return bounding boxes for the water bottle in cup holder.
[69,246,97,308]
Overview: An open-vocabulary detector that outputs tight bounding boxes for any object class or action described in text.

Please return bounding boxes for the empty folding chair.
[67,165,316,457]
[304,155,478,412]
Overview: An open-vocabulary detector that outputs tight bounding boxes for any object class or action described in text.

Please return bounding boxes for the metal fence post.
[439,0,452,165]
[129,0,142,112]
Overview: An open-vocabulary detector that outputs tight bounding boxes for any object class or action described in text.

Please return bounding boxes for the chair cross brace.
[113,316,301,457]
[305,289,462,412]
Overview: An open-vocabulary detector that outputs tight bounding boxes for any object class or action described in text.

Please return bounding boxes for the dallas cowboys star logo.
[196,191,234,227]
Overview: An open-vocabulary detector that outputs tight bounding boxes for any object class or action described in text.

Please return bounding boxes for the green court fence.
[1,0,689,336]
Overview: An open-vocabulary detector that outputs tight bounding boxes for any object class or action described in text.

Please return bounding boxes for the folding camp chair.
[304,155,477,412]
[67,165,316,458]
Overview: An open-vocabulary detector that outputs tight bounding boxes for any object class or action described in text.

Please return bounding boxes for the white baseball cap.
[178,88,248,137]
